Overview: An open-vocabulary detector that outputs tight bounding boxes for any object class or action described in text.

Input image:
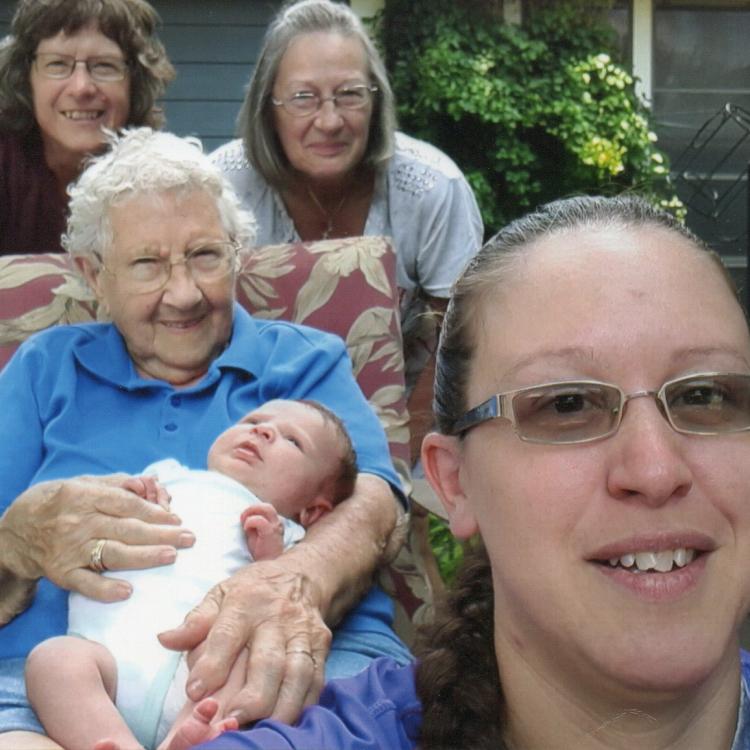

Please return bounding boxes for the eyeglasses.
[97,241,239,294]
[271,84,378,117]
[451,373,750,445]
[33,52,129,82]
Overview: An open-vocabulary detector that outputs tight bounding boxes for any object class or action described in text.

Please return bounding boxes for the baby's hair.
[295,399,358,504]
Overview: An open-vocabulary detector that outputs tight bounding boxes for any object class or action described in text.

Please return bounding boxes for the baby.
[25,399,357,750]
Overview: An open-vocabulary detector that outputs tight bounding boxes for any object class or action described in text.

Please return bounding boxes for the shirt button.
[171,395,182,407]
[165,423,177,432]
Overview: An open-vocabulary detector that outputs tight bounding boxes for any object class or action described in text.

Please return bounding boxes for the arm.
[240,503,285,561]
[159,473,400,724]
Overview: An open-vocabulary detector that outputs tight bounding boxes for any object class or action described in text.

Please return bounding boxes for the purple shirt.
[0,130,66,255]
[195,652,750,749]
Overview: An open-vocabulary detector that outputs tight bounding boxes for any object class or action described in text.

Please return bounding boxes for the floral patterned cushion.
[0,237,434,642]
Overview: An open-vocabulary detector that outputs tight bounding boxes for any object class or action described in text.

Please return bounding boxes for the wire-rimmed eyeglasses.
[271,84,378,117]
[33,53,129,82]
[450,373,750,445]
[96,241,239,295]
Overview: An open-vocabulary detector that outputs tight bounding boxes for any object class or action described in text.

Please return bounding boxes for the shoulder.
[210,138,251,173]
[236,308,345,351]
[390,131,465,181]
[12,321,105,361]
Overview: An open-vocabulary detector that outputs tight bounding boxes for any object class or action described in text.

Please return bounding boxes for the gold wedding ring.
[89,539,108,573]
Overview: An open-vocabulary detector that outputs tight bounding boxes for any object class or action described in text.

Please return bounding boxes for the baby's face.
[207,400,342,517]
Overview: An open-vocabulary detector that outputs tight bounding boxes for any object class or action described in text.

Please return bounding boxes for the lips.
[233,441,261,464]
[309,141,347,156]
[590,533,715,574]
[63,110,104,121]
[159,317,203,331]
[605,549,696,573]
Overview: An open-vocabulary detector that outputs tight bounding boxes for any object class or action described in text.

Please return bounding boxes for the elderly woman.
[0,0,174,255]
[0,128,408,748]
[191,195,750,750]
[211,0,483,462]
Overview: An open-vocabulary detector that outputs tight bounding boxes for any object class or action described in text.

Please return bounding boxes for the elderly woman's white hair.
[62,127,257,259]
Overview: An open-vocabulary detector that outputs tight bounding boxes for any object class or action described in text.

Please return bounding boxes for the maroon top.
[0,130,67,255]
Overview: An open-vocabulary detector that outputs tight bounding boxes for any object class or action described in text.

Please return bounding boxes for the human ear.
[75,256,105,301]
[421,432,479,539]
[299,496,334,528]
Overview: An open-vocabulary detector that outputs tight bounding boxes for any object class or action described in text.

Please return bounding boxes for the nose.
[160,262,203,309]
[606,398,693,506]
[313,99,344,131]
[67,61,98,94]
[250,422,276,442]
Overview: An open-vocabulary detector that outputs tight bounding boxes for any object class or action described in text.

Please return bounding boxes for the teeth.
[635,552,657,571]
[606,548,696,573]
[64,111,101,120]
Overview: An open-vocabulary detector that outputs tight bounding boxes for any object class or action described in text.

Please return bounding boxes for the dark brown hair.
[417,194,743,748]
[414,543,507,749]
[0,0,175,132]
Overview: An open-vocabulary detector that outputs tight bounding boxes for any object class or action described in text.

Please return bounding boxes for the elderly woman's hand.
[158,557,331,725]
[0,475,194,607]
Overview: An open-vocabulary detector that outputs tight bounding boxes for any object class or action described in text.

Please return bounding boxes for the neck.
[42,142,83,193]
[497,635,742,750]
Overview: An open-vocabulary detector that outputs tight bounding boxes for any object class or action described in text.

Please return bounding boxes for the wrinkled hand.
[241,503,284,561]
[158,559,331,725]
[0,475,194,604]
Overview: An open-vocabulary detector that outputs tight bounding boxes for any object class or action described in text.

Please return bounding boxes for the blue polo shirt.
[0,304,403,659]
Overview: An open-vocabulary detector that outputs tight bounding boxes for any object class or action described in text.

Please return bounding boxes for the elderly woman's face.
[440,226,750,699]
[30,23,130,171]
[83,190,236,387]
[272,32,373,187]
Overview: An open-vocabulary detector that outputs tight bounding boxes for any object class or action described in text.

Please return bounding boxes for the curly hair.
[62,127,256,260]
[0,0,175,133]
[237,0,396,190]
[414,543,507,750]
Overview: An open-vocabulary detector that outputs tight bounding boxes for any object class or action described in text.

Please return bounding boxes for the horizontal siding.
[0,0,280,150]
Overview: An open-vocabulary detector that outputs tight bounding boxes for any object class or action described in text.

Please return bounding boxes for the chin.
[595,628,737,696]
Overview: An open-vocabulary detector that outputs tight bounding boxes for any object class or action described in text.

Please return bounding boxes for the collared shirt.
[0,305,402,659]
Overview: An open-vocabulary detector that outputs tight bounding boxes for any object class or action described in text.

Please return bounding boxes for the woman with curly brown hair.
[0,0,174,255]
[191,194,750,750]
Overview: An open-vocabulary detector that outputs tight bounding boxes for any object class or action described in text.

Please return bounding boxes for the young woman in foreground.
[195,194,750,749]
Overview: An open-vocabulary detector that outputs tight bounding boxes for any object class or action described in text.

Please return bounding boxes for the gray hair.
[63,127,257,259]
[238,0,396,190]
[434,194,741,436]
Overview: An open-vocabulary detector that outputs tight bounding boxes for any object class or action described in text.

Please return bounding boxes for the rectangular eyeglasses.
[34,53,129,82]
[450,372,750,444]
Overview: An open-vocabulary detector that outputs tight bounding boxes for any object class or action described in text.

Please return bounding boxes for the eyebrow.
[499,345,750,382]
[241,412,312,451]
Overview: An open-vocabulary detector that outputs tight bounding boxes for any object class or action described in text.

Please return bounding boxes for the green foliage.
[428,514,464,584]
[378,1,683,236]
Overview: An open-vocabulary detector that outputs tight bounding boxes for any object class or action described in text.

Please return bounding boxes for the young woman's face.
[436,225,750,702]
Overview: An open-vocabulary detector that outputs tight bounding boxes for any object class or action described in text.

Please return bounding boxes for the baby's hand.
[240,503,284,560]
[120,475,171,511]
